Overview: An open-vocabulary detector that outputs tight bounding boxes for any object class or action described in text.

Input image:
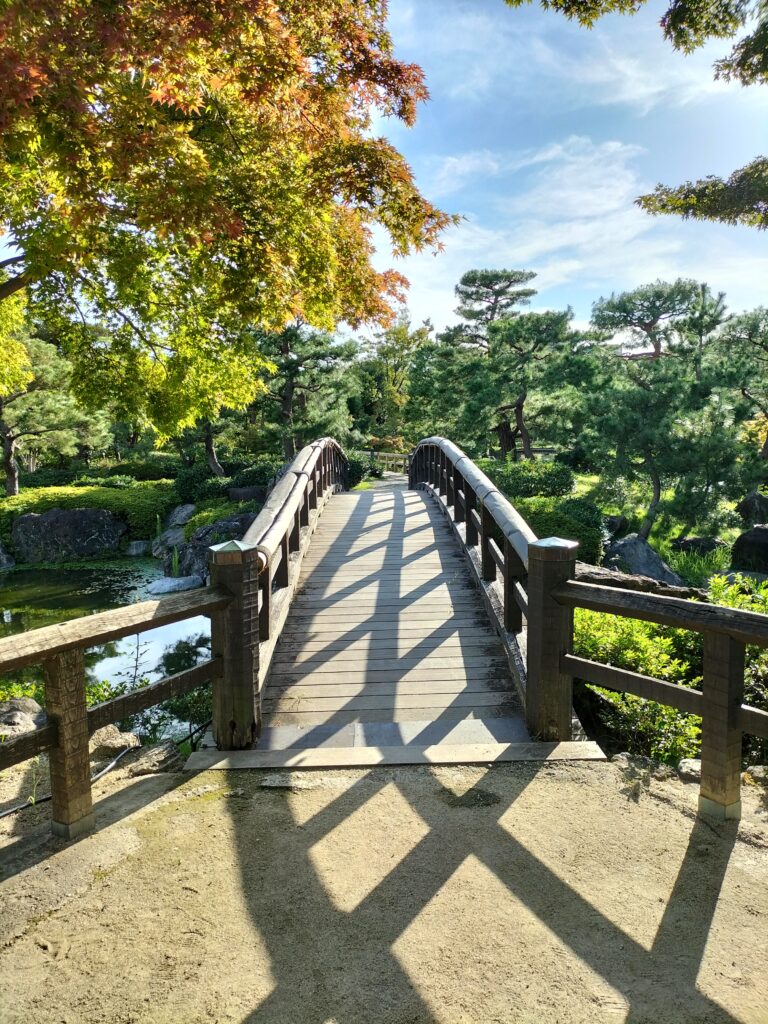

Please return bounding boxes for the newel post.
[526,537,578,741]
[44,648,94,839]
[698,633,744,820]
[209,540,262,749]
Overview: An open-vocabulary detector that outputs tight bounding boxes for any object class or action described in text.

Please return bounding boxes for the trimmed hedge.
[106,453,183,480]
[477,457,574,498]
[230,456,284,489]
[347,451,376,487]
[515,496,603,564]
[0,482,178,545]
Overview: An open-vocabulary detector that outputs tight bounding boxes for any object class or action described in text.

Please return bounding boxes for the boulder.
[671,536,726,556]
[165,503,197,529]
[677,758,701,783]
[0,698,47,736]
[732,525,768,573]
[146,574,205,595]
[89,724,140,759]
[576,561,705,601]
[743,765,767,786]
[0,539,15,570]
[602,534,684,587]
[11,508,127,564]
[125,540,150,557]
[170,511,258,580]
[151,525,186,558]
[604,514,628,539]
[735,490,768,527]
[119,739,184,776]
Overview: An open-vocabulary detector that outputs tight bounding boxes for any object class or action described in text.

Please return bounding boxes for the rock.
[604,514,627,539]
[88,724,140,759]
[677,758,701,783]
[671,536,726,556]
[228,485,267,503]
[575,561,705,601]
[732,525,768,573]
[125,540,150,557]
[735,490,768,527]
[165,503,197,528]
[151,525,186,558]
[146,575,204,595]
[11,508,127,564]
[0,539,15,570]
[0,698,47,736]
[743,765,767,786]
[602,534,685,586]
[120,740,184,776]
[171,512,258,580]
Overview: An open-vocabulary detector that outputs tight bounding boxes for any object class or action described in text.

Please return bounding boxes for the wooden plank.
[270,653,506,676]
[87,659,222,734]
[265,679,512,698]
[561,654,704,716]
[553,579,768,647]
[273,636,500,659]
[268,665,508,686]
[0,723,58,771]
[0,588,231,672]
[263,691,517,713]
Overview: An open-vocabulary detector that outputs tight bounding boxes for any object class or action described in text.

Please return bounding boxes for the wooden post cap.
[529,537,579,561]
[209,539,265,567]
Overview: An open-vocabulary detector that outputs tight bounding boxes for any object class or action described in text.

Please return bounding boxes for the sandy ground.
[0,759,766,1024]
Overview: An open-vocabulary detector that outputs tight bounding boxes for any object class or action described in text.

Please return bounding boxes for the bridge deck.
[259,478,529,751]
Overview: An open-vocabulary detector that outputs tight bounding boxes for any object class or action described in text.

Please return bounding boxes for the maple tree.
[0,0,453,432]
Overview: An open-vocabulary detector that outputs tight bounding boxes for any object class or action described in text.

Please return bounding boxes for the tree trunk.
[514,395,534,459]
[496,418,514,460]
[281,379,297,460]
[2,430,19,497]
[638,466,661,541]
[203,421,225,477]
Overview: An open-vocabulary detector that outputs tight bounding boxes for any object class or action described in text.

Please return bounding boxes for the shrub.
[175,463,232,503]
[346,451,376,488]
[477,457,574,498]
[106,453,183,480]
[515,496,603,564]
[72,474,137,489]
[18,466,85,488]
[230,456,284,489]
[0,482,178,544]
[183,499,261,540]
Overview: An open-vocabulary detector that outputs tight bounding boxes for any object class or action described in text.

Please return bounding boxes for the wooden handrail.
[0,437,350,838]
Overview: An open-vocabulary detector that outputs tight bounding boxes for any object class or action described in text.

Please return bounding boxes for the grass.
[351,480,375,491]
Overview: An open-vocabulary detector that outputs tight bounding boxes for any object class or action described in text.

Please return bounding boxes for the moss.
[0,482,178,544]
[182,499,261,540]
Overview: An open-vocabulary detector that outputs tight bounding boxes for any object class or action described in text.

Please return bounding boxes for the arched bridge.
[1,437,767,839]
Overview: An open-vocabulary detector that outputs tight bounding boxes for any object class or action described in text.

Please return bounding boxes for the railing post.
[503,539,525,633]
[209,540,262,750]
[44,648,94,839]
[480,503,496,581]
[453,470,465,523]
[526,537,578,740]
[698,634,744,820]
[446,457,455,508]
[465,485,478,546]
[438,449,447,497]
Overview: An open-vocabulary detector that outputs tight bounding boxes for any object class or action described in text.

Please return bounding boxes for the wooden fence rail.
[369,450,411,473]
[0,437,348,838]
[409,435,768,820]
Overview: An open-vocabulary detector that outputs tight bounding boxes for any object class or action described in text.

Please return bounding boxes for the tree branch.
[0,271,33,302]
[0,255,25,271]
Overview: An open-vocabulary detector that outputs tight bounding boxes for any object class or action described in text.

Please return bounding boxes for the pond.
[0,561,211,714]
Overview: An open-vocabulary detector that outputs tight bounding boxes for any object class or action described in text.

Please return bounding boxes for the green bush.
[72,474,137,489]
[0,482,178,545]
[183,499,261,540]
[477,458,574,498]
[515,496,603,564]
[230,456,283,489]
[346,451,375,488]
[106,453,182,480]
[175,464,232,503]
[573,608,702,764]
[18,466,85,488]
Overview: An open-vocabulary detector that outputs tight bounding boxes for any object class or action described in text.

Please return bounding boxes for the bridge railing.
[410,436,768,820]
[0,437,348,838]
[369,450,411,474]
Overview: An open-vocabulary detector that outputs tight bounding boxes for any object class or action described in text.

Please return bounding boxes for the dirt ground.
[0,759,766,1024]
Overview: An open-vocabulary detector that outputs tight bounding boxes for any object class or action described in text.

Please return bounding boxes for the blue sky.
[371,0,768,331]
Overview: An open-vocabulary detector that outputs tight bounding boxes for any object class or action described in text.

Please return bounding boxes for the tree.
[0,333,109,495]
[252,324,358,459]
[503,0,768,227]
[454,269,537,347]
[591,279,699,358]
[0,286,31,399]
[715,308,768,458]
[0,1,454,432]
[351,312,432,443]
[682,284,729,381]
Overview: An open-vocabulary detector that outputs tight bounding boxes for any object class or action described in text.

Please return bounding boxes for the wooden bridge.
[1,437,767,838]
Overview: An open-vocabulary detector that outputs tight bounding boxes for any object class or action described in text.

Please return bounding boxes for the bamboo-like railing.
[410,436,768,820]
[0,437,348,838]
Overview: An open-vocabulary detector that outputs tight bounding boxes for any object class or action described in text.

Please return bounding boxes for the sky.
[370,0,768,332]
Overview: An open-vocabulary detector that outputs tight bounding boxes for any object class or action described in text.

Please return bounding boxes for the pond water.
[0,561,211,702]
